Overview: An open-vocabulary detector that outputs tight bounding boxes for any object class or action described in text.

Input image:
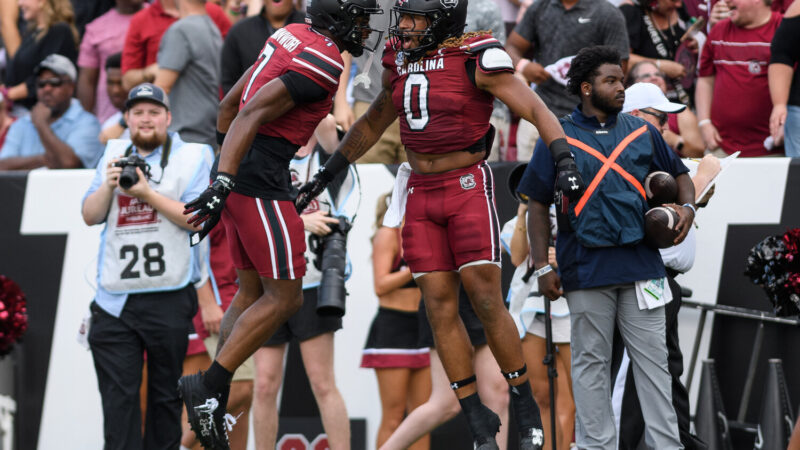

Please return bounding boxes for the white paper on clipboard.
[687,151,740,203]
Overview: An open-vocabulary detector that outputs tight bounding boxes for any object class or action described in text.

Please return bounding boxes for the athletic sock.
[509,380,543,432]
[203,360,233,396]
[459,392,501,440]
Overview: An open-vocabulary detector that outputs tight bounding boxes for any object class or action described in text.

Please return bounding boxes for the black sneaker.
[519,427,544,450]
[178,372,231,450]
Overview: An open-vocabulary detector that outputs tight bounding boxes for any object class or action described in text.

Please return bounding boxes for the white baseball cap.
[622,82,686,114]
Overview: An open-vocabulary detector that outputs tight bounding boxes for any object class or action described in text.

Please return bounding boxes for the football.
[645,206,680,248]
[644,171,678,207]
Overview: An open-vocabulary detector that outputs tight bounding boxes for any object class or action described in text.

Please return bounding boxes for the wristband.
[698,119,711,127]
[215,172,235,191]
[516,58,531,74]
[216,130,226,146]
[682,203,696,215]
[532,264,553,279]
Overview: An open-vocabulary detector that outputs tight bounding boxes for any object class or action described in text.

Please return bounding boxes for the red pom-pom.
[0,275,28,357]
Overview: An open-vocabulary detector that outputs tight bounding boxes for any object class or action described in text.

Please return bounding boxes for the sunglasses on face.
[37,77,65,88]
[640,108,668,126]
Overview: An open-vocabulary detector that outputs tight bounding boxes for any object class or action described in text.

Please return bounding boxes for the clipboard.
[693,151,740,203]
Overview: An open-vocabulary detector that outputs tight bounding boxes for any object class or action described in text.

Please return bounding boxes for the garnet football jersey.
[240,23,343,147]
[381,35,512,154]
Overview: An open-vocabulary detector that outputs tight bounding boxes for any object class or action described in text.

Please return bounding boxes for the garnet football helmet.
[306,0,384,57]
[389,0,468,61]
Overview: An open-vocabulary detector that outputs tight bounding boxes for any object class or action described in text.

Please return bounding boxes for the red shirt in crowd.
[121,0,231,73]
[698,12,782,157]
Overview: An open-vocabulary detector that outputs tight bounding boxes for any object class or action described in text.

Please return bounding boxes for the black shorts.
[361,307,430,369]
[418,286,487,348]
[263,288,342,346]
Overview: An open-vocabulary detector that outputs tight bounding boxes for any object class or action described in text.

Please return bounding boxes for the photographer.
[81,83,213,450]
[251,115,357,450]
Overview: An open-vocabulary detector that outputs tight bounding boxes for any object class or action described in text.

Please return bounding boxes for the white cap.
[622,82,687,114]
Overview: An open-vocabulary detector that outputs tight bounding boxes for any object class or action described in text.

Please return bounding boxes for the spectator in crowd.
[0,0,22,58]
[71,0,114,36]
[0,95,16,152]
[121,0,230,91]
[709,0,791,28]
[627,61,704,156]
[506,0,630,161]
[696,0,782,157]
[622,82,697,158]
[154,0,223,147]
[253,117,354,450]
[619,0,698,105]
[518,45,692,449]
[98,53,131,145]
[768,0,800,157]
[185,227,255,450]
[81,83,213,450]
[77,0,143,123]
[364,192,432,449]
[3,0,79,109]
[502,199,575,450]
[220,0,305,95]
[498,0,521,36]
[0,55,102,170]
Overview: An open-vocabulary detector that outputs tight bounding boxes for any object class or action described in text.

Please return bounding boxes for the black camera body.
[309,216,352,317]
[114,155,152,189]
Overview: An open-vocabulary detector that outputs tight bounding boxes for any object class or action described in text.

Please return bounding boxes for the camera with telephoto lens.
[113,155,152,189]
[309,216,352,317]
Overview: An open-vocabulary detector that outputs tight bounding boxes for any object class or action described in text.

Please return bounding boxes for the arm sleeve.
[698,29,716,76]
[158,25,191,73]
[279,70,330,104]
[770,16,800,66]
[600,5,631,59]
[0,121,23,159]
[619,5,642,54]
[647,122,690,176]
[517,138,556,204]
[66,114,104,169]
[512,0,541,43]
[220,29,243,95]
[121,16,146,72]
[77,23,100,69]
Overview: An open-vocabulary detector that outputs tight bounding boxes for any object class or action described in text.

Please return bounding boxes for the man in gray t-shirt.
[155,0,222,148]
[505,0,629,160]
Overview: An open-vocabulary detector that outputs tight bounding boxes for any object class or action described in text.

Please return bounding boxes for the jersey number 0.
[403,74,429,131]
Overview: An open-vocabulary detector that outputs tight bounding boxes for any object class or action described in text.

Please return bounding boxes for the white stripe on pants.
[566,284,682,450]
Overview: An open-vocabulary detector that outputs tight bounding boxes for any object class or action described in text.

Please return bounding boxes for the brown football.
[644,171,678,207]
[645,206,680,248]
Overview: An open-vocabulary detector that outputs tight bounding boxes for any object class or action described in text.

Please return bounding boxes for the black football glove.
[184,172,235,246]
[295,168,333,213]
[550,138,585,202]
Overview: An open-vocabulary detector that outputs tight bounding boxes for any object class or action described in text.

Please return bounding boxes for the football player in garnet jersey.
[295,1,585,449]
[178,0,383,447]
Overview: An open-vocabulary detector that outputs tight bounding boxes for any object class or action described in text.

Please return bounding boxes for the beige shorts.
[203,334,255,382]
[353,101,406,164]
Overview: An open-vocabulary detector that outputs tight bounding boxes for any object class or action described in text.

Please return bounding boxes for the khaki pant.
[353,101,406,164]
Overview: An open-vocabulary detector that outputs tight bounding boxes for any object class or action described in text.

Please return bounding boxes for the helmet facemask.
[389,8,439,62]
[310,2,384,57]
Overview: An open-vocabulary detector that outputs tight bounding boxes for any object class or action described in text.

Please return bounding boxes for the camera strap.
[124,135,173,184]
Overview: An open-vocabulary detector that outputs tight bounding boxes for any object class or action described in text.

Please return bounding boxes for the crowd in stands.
[0,0,799,448]
[0,0,795,168]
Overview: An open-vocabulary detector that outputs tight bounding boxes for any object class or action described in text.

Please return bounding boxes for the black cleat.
[519,427,544,450]
[178,372,233,450]
[474,435,501,450]
[466,404,502,450]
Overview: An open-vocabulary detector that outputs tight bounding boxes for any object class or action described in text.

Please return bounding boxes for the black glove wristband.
[215,172,235,193]
[216,130,226,146]
[549,138,573,165]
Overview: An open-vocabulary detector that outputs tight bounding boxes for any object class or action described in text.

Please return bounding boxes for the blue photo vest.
[561,114,653,248]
